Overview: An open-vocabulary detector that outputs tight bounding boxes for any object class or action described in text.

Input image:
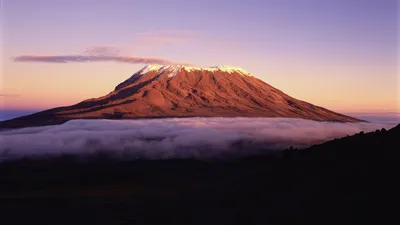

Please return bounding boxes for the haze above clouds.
[0,118,396,161]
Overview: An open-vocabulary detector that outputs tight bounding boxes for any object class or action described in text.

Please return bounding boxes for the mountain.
[0,65,362,129]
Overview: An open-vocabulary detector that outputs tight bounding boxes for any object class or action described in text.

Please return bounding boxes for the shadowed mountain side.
[0,124,398,225]
[0,65,362,129]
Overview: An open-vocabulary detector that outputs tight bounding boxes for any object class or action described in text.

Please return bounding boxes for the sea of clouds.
[0,117,397,161]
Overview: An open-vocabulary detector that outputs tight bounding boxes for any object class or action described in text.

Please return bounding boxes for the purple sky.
[1,0,399,112]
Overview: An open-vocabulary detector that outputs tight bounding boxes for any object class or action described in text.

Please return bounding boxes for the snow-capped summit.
[137,64,253,78]
[113,64,254,91]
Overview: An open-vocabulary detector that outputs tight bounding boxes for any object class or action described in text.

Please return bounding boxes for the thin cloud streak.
[134,30,199,45]
[132,30,244,51]
[14,54,193,66]
[83,46,122,57]
[0,93,20,98]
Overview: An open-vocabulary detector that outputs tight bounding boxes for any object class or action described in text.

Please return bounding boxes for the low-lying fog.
[0,117,397,160]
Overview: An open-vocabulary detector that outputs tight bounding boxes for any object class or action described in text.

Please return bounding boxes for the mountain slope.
[0,65,362,129]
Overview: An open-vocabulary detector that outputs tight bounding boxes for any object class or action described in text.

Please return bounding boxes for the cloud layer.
[0,117,396,161]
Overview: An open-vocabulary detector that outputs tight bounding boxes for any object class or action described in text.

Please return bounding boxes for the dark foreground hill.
[0,65,361,129]
[0,124,398,225]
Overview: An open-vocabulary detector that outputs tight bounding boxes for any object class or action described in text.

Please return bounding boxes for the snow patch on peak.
[210,65,251,76]
[137,64,253,77]
[138,64,164,74]
[137,64,182,78]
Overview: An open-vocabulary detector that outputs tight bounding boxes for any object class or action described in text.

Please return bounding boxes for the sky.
[0,0,399,113]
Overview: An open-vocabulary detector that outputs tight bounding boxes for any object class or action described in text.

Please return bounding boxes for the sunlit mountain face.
[0,65,362,130]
